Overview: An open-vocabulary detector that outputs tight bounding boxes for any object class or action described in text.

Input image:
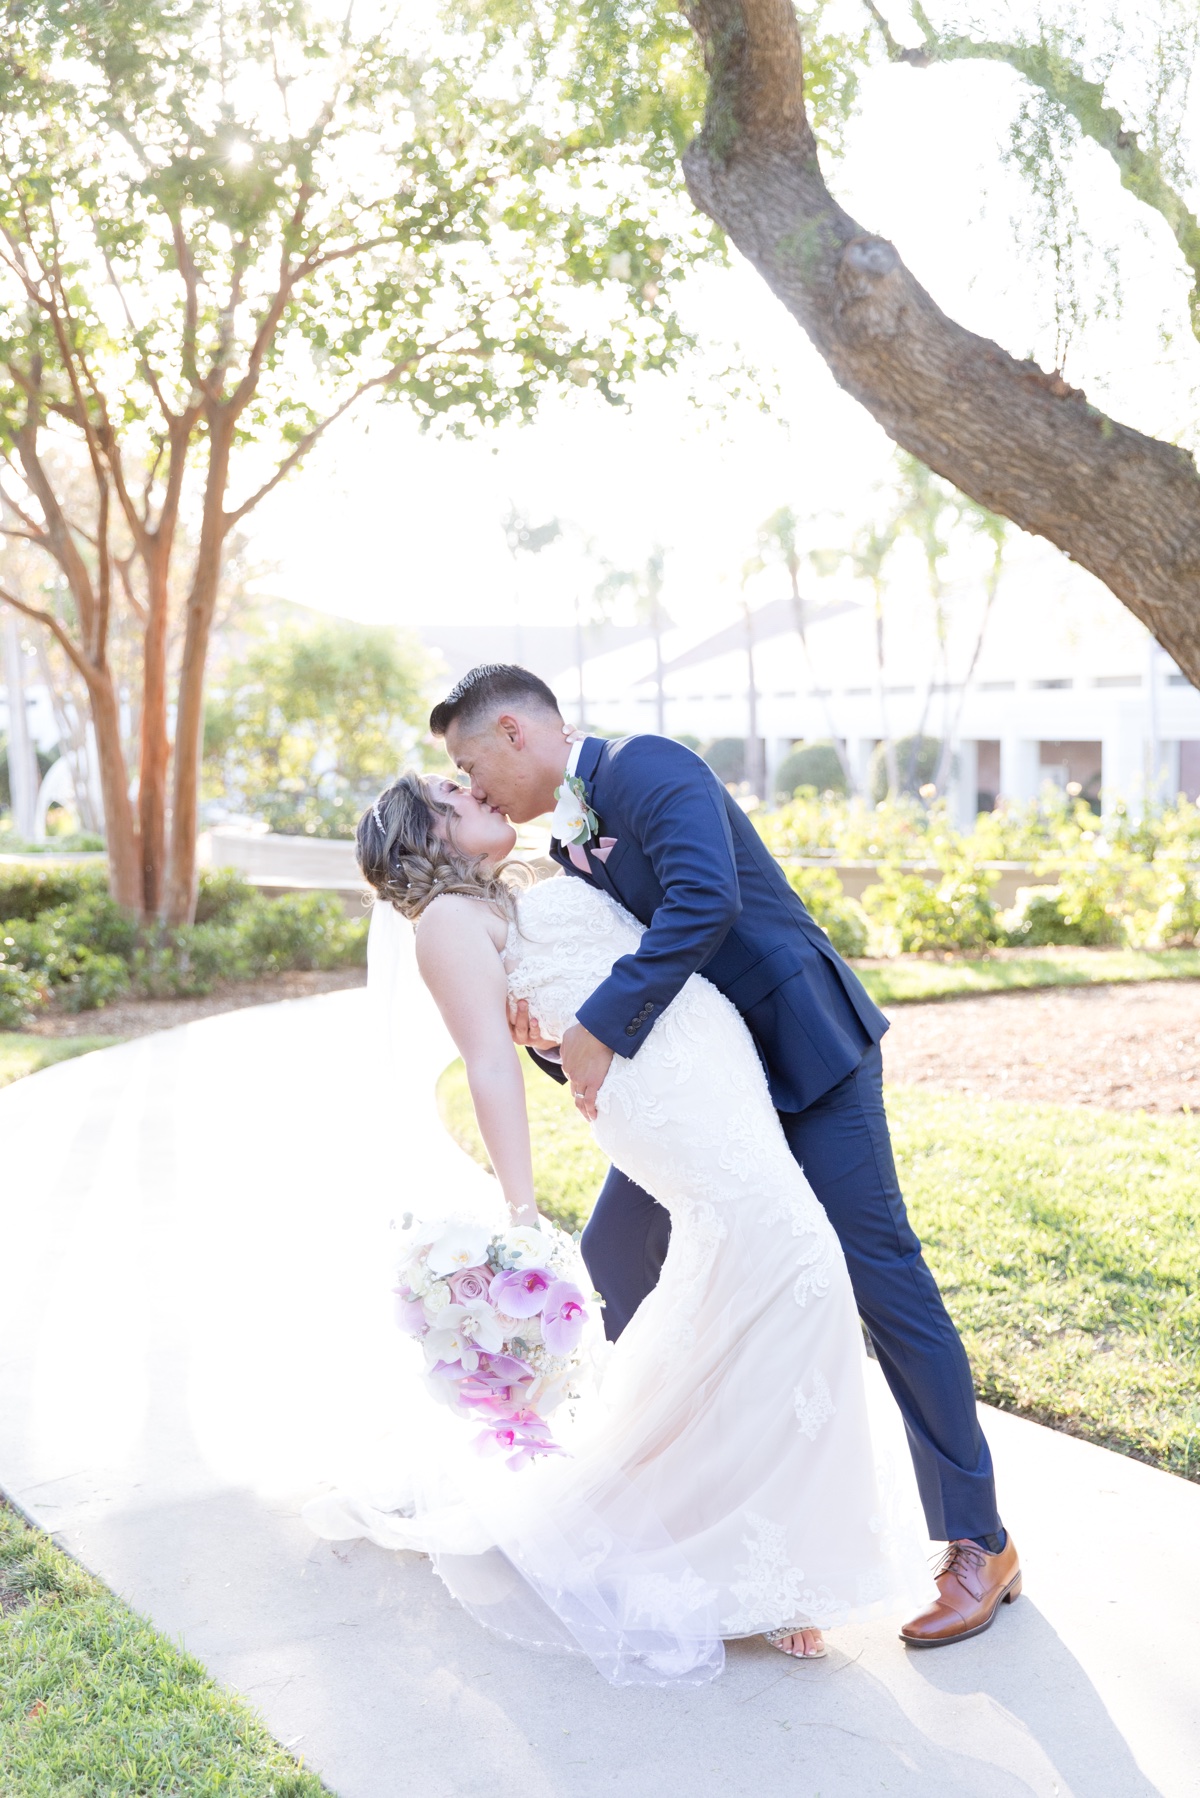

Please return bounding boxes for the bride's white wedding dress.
[305,875,929,1685]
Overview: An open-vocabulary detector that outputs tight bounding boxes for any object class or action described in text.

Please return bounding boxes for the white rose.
[422,1283,452,1317]
[498,1224,550,1269]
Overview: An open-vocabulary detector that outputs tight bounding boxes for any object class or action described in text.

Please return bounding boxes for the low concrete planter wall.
[785,860,1050,908]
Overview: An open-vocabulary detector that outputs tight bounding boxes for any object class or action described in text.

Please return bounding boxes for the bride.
[304,769,929,1686]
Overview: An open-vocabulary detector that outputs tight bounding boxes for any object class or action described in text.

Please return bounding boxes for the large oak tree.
[504,0,1200,687]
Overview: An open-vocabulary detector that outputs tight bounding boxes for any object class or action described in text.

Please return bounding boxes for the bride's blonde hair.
[357,771,525,922]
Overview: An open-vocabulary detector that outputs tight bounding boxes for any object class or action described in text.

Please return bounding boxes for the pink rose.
[448,1266,493,1305]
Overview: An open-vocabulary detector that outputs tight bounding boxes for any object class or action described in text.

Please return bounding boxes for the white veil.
[364,897,508,1220]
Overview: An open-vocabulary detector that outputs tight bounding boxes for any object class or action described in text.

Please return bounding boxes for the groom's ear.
[496,711,524,748]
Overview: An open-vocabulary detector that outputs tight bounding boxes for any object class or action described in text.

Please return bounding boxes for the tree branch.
[682,0,1200,686]
[0,585,91,682]
[863,3,1200,336]
[222,357,420,528]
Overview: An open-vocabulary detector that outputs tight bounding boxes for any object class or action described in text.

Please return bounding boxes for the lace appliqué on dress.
[722,1512,850,1635]
[793,1371,836,1441]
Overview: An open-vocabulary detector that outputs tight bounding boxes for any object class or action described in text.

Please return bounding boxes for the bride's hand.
[507,996,560,1056]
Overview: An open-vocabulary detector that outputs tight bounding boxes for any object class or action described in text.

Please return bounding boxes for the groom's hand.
[507,996,560,1056]
[560,1023,613,1122]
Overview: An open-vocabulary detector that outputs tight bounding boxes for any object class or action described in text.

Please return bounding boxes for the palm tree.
[750,506,856,793]
[596,547,671,736]
[502,504,562,667]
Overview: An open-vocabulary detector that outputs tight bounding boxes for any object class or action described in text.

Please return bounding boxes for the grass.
[854,944,1200,1006]
[438,1054,601,1234]
[0,1034,123,1090]
[0,1500,327,1798]
[440,1056,1200,1481]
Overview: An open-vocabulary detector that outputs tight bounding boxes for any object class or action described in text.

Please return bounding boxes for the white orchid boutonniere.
[550,773,599,850]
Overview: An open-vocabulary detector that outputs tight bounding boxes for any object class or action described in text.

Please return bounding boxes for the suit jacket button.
[625,1024,637,1036]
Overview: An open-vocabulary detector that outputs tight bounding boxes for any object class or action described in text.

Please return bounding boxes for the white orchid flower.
[426,1224,494,1278]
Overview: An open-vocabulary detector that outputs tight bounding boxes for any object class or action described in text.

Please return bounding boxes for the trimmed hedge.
[0,867,367,1025]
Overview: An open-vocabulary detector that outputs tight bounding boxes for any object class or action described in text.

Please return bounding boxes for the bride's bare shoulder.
[414,893,507,956]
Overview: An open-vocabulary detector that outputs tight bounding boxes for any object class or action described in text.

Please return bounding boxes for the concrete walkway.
[1,993,1197,1798]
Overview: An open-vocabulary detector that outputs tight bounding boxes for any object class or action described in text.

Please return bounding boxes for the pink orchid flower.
[541,1281,587,1355]
[490,1266,556,1318]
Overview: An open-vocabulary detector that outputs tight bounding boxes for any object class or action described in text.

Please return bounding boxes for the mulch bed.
[882,980,1200,1112]
[21,966,367,1042]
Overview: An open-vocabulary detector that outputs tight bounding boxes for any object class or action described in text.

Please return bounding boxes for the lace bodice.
[506,875,644,1042]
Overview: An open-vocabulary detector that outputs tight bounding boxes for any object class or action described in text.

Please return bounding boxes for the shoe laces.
[932,1540,988,1598]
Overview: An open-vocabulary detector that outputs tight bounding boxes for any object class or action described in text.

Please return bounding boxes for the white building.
[526,545,1200,824]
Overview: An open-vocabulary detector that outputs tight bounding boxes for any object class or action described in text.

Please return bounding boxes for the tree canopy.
[0,0,710,918]
[204,616,430,837]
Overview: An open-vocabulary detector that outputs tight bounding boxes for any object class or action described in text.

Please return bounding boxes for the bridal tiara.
[373,798,387,833]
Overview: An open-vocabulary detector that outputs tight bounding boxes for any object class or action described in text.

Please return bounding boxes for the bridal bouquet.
[393,1214,592,1470]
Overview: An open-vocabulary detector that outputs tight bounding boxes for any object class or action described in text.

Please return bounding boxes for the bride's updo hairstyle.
[357,771,521,923]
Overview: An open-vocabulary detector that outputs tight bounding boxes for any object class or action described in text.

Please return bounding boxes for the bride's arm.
[415,897,539,1226]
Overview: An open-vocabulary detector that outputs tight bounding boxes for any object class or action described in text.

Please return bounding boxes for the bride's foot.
[764,1626,827,1659]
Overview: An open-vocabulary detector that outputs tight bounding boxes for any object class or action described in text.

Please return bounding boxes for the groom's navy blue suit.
[537,732,1000,1544]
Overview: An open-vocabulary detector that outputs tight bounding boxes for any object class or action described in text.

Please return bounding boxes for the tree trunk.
[163,419,233,926]
[681,0,1200,687]
[138,543,172,917]
[3,612,39,838]
[87,666,141,911]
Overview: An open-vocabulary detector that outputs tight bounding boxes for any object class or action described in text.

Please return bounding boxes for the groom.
[430,662,1021,1649]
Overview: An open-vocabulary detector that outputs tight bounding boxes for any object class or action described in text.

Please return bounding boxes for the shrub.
[229,890,365,974]
[57,952,131,1013]
[784,865,869,958]
[0,864,109,922]
[0,961,48,1028]
[863,859,1003,955]
[0,866,367,1015]
[1151,864,1200,946]
[0,909,133,1012]
[1002,887,1088,947]
[702,737,745,784]
[193,866,258,925]
[1016,848,1159,948]
[868,734,942,803]
[774,743,848,801]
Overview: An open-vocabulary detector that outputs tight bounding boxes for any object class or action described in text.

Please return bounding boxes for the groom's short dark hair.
[429,664,562,738]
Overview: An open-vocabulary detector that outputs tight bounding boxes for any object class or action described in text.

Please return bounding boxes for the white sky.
[252,11,1200,665]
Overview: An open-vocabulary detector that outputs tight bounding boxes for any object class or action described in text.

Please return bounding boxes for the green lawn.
[0,1501,326,1798]
[440,1056,1200,1481]
[0,1034,122,1090]
[855,945,1200,1006]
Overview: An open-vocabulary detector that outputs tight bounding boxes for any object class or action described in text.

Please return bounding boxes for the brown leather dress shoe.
[900,1536,1022,1647]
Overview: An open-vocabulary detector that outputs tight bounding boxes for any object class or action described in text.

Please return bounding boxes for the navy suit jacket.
[545,734,887,1113]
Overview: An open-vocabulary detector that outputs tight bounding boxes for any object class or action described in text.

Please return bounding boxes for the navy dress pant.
[579,1043,1000,1543]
